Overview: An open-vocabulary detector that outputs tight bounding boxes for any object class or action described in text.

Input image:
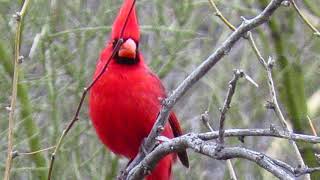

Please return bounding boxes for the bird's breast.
[89,64,172,158]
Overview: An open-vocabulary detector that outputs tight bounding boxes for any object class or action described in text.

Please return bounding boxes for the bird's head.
[111,0,139,64]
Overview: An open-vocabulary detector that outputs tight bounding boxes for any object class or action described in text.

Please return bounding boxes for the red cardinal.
[89,0,189,179]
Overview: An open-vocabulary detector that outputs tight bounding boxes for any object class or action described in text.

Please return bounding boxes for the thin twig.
[247,32,268,68]
[207,0,236,31]
[266,58,309,180]
[201,111,214,132]
[128,128,320,179]
[12,146,56,158]
[4,1,31,180]
[290,0,320,37]
[307,115,318,136]
[226,160,237,180]
[218,69,243,144]
[307,115,320,159]
[128,133,297,180]
[198,128,320,143]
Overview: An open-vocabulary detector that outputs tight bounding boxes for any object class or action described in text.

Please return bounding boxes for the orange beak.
[118,38,137,59]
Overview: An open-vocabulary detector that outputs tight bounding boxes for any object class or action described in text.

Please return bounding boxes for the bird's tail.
[146,154,173,180]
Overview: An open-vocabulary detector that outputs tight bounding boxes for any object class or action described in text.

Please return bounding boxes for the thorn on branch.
[201,111,214,132]
[240,16,250,26]
[224,48,230,55]
[6,106,12,112]
[281,1,291,7]
[269,124,280,135]
[269,124,276,132]
[256,154,265,161]
[12,151,19,159]
[243,31,250,39]
[243,73,259,88]
[267,56,275,69]
[265,101,275,110]
[160,98,171,107]
[156,126,165,133]
[18,56,24,64]
[233,69,244,78]
[238,136,245,143]
[213,12,220,17]
[13,12,21,22]
[201,111,209,123]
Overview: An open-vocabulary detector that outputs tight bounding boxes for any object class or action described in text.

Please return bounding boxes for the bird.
[89,0,189,179]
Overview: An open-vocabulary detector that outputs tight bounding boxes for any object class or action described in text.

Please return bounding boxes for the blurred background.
[1,0,320,179]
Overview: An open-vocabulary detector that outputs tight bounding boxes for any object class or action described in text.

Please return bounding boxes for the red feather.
[89,0,188,179]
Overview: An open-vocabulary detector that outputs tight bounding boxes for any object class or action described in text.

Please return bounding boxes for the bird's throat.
[115,56,139,65]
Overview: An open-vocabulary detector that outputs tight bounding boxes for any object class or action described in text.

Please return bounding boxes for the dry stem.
[291,0,320,37]
[4,1,31,180]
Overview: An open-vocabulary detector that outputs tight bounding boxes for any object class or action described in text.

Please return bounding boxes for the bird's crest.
[112,0,139,42]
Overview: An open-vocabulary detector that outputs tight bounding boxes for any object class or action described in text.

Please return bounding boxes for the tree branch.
[128,133,297,180]
[198,128,320,144]
[290,0,320,36]
[127,128,320,179]
[218,69,243,145]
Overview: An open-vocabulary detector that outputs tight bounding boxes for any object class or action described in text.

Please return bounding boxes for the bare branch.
[265,57,308,174]
[207,0,236,31]
[128,128,320,180]
[218,69,243,144]
[128,134,296,180]
[201,111,214,132]
[127,127,320,179]
[290,0,320,36]
[12,146,56,159]
[198,128,320,144]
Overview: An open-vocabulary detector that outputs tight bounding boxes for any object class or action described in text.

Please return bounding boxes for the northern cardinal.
[89,0,189,179]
